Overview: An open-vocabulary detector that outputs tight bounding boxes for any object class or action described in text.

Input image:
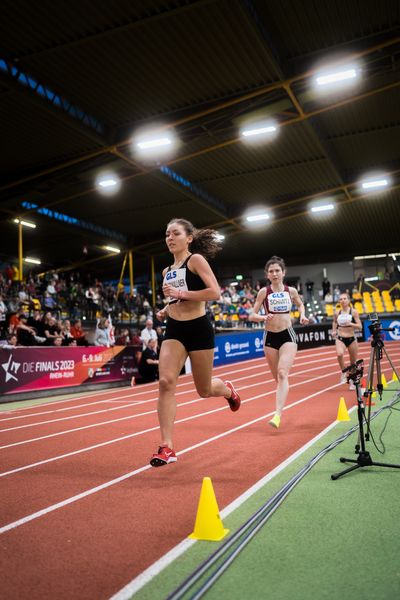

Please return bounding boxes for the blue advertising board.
[213,330,265,366]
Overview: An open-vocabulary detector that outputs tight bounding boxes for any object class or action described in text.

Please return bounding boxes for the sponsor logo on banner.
[388,321,400,341]
[1,354,21,383]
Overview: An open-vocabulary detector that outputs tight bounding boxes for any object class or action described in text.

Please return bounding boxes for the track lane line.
[0,378,344,534]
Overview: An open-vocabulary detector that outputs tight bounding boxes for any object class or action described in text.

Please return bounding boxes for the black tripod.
[331,358,400,480]
[364,324,400,432]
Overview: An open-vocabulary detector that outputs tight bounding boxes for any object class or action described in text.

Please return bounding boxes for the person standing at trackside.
[149,218,241,467]
[332,292,362,390]
[249,256,309,429]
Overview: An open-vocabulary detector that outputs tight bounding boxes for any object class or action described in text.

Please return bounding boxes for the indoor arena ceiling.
[1,0,399,280]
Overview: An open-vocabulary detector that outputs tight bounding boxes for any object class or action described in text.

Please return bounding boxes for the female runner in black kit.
[150,218,241,467]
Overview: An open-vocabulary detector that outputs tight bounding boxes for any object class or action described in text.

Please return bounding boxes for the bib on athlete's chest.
[163,268,188,302]
[337,313,352,326]
[267,290,292,313]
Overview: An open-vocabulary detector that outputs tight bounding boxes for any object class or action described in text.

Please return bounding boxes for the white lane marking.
[108,411,356,600]
[0,379,343,534]
[0,361,342,450]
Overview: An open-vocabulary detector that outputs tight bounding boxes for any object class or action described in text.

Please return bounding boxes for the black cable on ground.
[166,393,400,600]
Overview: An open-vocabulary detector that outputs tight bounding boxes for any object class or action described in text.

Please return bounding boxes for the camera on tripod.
[367,312,382,338]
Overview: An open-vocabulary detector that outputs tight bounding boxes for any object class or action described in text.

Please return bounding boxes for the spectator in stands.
[249,255,309,429]
[322,277,331,300]
[71,319,88,346]
[94,317,111,347]
[140,318,157,349]
[61,320,74,345]
[115,327,130,345]
[0,294,7,338]
[44,317,62,346]
[305,279,314,303]
[16,314,37,346]
[137,338,159,383]
[333,285,341,303]
[332,292,362,390]
[53,336,63,347]
[0,333,18,348]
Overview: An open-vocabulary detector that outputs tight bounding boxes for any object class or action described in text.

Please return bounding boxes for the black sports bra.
[163,254,205,304]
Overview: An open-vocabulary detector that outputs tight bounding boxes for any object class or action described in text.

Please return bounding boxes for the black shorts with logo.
[264,327,297,350]
[164,315,215,352]
[337,335,356,348]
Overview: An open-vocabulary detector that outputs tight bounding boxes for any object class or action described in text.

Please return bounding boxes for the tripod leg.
[331,464,361,480]
[382,346,400,383]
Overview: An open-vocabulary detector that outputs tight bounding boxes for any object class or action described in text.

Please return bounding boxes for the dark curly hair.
[167,218,222,259]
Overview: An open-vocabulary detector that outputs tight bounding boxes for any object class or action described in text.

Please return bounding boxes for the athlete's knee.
[277,367,289,381]
[158,374,176,394]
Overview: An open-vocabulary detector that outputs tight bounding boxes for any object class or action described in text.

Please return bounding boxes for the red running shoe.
[150,446,177,467]
[224,380,241,412]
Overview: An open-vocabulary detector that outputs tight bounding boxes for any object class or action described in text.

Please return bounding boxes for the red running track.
[0,342,399,599]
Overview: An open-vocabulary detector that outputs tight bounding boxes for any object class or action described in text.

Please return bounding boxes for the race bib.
[337,313,352,326]
[163,268,188,302]
[268,291,292,313]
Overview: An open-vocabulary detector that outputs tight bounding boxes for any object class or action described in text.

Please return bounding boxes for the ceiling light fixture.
[24,257,41,264]
[310,203,335,213]
[246,213,271,223]
[361,178,389,190]
[315,66,359,86]
[14,218,36,228]
[103,245,121,254]
[241,124,277,138]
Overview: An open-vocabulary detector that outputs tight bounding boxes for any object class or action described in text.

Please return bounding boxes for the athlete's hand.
[300,316,310,325]
[162,284,178,299]
[265,313,275,322]
[156,308,167,321]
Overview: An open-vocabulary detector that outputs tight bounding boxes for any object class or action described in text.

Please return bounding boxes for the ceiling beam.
[1,34,399,195]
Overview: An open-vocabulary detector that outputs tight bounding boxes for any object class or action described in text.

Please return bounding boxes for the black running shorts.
[164,315,215,352]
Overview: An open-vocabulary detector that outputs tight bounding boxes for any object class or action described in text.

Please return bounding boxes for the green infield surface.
[121,387,400,600]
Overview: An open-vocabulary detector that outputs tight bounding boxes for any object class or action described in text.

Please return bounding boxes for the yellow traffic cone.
[337,397,350,421]
[189,477,229,541]
[381,373,388,389]
[392,372,399,383]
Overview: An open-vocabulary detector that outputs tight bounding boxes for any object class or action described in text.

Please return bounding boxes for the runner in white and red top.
[249,256,309,429]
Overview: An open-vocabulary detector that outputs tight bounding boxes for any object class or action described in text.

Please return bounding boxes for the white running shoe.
[340,373,347,384]
[349,382,356,391]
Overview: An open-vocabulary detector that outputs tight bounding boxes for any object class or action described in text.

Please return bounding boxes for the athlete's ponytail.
[167,218,222,259]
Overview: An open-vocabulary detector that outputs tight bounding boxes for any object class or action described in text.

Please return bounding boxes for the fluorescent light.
[246,213,270,223]
[241,124,277,138]
[24,257,41,264]
[215,233,225,241]
[236,275,243,281]
[98,178,118,188]
[137,137,172,149]
[361,178,389,190]
[96,172,121,195]
[311,203,335,213]
[103,245,120,254]
[353,254,387,260]
[315,67,359,86]
[365,276,379,282]
[14,218,36,228]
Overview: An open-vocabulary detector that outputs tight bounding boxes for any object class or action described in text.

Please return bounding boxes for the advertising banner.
[213,330,265,367]
[0,345,140,397]
[213,322,366,366]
